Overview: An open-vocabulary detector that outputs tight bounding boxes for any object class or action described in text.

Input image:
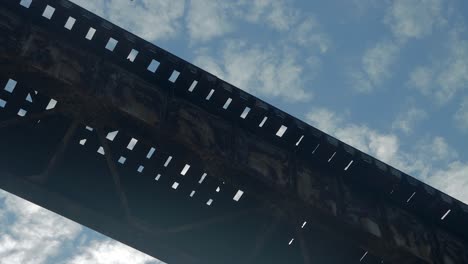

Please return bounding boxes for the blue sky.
[1,0,468,263]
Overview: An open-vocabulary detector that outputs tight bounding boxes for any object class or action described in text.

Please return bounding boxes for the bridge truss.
[0,1,467,263]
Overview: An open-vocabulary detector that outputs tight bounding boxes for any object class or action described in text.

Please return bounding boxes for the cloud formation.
[70,0,185,41]
[305,107,468,203]
[184,0,304,42]
[0,190,162,264]
[0,190,82,264]
[66,239,162,264]
[350,40,400,93]
[236,0,298,31]
[428,162,468,203]
[350,0,449,93]
[414,136,458,162]
[306,107,399,162]
[186,0,233,42]
[407,66,433,94]
[194,42,313,102]
[454,97,468,132]
[392,107,428,134]
[71,0,329,102]
[291,17,330,54]
[384,0,446,40]
[407,35,468,104]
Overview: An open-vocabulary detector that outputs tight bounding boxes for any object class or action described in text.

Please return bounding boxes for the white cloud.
[362,41,399,86]
[305,107,468,203]
[240,0,330,52]
[351,0,450,94]
[0,190,162,264]
[407,66,433,95]
[304,108,341,135]
[392,107,428,134]
[407,36,468,104]
[291,17,330,54]
[0,190,82,264]
[66,239,162,264]
[184,0,320,43]
[238,0,297,31]
[384,0,446,40]
[194,42,313,102]
[305,108,399,163]
[434,38,468,103]
[348,71,373,93]
[69,0,105,15]
[435,65,468,104]
[186,0,233,42]
[351,40,400,92]
[454,97,468,131]
[414,136,458,163]
[192,54,225,78]
[305,108,451,171]
[70,0,185,41]
[425,162,468,203]
[183,0,299,42]
[350,0,449,94]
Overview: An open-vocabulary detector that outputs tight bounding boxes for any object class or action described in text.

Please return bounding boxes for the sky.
[1,0,468,263]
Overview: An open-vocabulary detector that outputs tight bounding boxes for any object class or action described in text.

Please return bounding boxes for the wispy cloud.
[350,0,450,93]
[407,66,433,95]
[65,239,162,264]
[194,41,313,102]
[237,0,298,31]
[306,107,399,162]
[362,41,399,85]
[73,0,329,102]
[384,0,446,41]
[186,0,233,42]
[70,0,185,41]
[0,190,82,264]
[407,33,468,104]
[414,136,458,162]
[184,0,298,42]
[0,190,162,264]
[427,162,468,203]
[392,107,428,134]
[291,17,330,54]
[185,0,328,48]
[454,97,468,132]
[304,107,342,135]
[350,40,400,93]
[184,0,329,101]
[305,107,468,203]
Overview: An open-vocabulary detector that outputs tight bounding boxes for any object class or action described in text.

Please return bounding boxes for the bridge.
[0,0,467,263]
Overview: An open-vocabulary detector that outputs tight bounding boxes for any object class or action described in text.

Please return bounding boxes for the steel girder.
[0,1,467,263]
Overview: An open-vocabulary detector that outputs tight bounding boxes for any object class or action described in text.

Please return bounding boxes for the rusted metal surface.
[0,0,467,263]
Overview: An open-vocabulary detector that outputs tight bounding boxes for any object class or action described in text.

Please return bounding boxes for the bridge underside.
[0,1,467,263]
